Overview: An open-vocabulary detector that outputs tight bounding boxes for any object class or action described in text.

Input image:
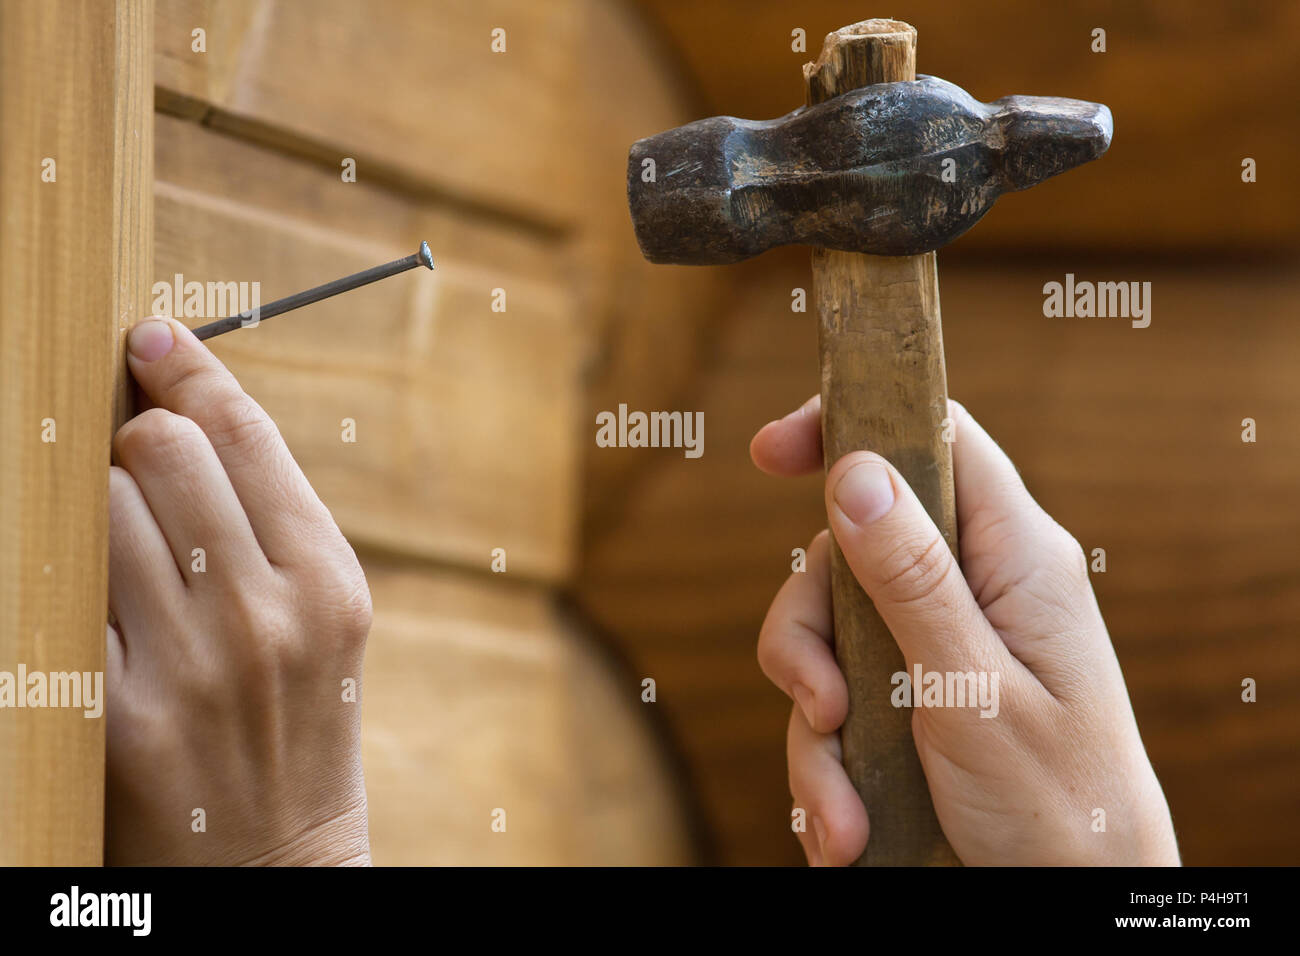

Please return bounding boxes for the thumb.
[825,452,1001,674]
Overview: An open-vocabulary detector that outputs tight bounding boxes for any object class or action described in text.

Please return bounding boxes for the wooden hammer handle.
[805,20,960,866]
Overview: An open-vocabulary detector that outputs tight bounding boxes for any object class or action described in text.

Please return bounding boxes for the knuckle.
[228,595,301,679]
[203,400,276,460]
[874,532,954,607]
[293,544,372,651]
[161,358,213,400]
[756,616,778,675]
[328,565,373,648]
[756,572,818,680]
[232,591,296,647]
[114,408,203,463]
[167,639,229,712]
[1049,525,1089,578]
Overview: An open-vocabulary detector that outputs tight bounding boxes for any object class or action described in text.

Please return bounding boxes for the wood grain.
[154,0,731,570]
[154,115,582,582]
[808,20,958,866]
[360,556,695,865]
[0,0,153,865]
[154,0,260,118]
[154,0,585,230]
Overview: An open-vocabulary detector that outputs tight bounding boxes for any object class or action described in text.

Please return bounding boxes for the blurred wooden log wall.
[570,0,1300,864]
[152,0,729,864]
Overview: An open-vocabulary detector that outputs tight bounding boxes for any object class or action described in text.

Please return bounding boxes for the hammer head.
[627,75,1112,264]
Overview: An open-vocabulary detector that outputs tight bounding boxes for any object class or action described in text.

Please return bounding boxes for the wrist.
[238,799,372,867]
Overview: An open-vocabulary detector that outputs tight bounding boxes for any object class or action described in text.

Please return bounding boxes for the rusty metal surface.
[628,75,1111,263]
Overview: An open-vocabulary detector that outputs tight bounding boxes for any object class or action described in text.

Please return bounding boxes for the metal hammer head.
[627,75,1113,264]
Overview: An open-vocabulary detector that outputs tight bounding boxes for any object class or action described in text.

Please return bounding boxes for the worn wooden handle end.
[805,20,960,867]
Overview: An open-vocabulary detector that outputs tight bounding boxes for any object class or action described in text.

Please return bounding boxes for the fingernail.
[792,683,816,728]
[833,460,895,526]
[127,319,175,362]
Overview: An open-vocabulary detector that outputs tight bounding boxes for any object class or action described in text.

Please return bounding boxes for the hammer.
[626,19,1111,865]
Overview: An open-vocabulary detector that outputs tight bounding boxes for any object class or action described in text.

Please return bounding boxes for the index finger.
[124,316,336,566]
[750,394,823,476]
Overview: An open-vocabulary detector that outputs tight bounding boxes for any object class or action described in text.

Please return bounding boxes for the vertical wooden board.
[359,559,694,865]
[0,0,153,865]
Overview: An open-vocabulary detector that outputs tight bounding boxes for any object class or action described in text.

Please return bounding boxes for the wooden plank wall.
[0,0,153,866]
[153,116,582,579]
[151,0,723,864]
